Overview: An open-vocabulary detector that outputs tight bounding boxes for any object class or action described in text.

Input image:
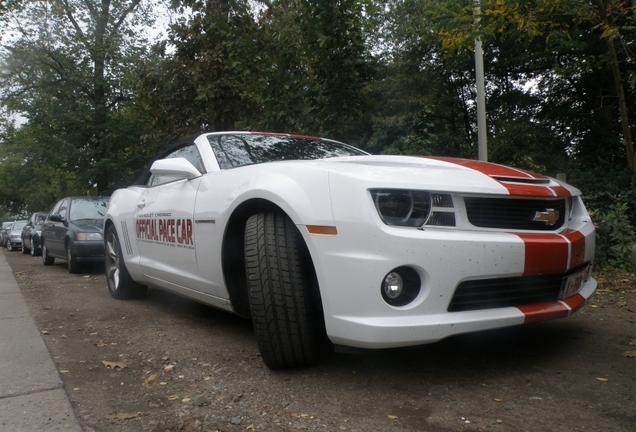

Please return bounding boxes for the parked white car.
[104,132,596,369]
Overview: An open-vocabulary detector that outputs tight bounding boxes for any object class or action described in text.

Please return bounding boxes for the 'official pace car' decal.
[136,213,194,249]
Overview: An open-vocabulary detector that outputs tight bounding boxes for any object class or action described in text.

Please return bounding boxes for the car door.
[43,198,69,257]
[135,144,204,289]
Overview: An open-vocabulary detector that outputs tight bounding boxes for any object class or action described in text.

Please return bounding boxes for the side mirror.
[49,214,63,223]
[150,158,202,181]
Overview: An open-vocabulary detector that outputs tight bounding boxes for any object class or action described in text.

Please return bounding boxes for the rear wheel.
[42,242,54,265]
[22,239,30,254]
[244,211,318,369]
[105,225,147,299]
[66,243,81,274]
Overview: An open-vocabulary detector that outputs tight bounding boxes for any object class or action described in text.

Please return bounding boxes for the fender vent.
[120,222,133,255]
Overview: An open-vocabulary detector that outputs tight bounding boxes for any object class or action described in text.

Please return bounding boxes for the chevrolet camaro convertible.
[104,132,596,369]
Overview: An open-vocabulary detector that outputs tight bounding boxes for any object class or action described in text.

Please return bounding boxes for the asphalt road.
[3,248,636,432]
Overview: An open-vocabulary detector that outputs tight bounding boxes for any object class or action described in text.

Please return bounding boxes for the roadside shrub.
[590,201,635,271]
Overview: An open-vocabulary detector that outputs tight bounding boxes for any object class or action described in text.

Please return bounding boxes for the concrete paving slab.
[0,250,82,430]
[0,389,82,432]
[0,315,63,398]
[0,292,32,319]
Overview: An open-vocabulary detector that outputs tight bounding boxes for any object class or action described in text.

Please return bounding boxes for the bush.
[590,201,635,271]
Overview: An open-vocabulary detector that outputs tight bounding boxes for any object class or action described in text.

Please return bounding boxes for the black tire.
[42,242,55,265]
[22,239,30,255]
[66,242,81,274]
[105,225,147,299]
[244,211,318,369]
[7,241,13,252]
[30,244,36,256]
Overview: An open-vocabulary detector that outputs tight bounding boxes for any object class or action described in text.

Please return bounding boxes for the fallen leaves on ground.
[143,374,157,385]
[622,351,636,358]
[102,360,128,370]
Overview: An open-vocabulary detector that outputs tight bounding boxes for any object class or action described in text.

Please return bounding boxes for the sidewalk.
[0,250,82,431]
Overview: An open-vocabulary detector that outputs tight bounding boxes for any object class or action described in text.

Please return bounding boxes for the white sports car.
[104,132,596,369]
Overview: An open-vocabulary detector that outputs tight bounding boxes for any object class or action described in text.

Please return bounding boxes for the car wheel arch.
[221,199,323,320]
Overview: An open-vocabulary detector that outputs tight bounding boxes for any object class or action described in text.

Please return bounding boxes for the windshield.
[69,198,109,221]
[13,221,27,230]
[207,134,368,169]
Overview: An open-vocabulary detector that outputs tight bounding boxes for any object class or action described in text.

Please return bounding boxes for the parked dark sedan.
[21,212,49,256]
[41,196,109,273]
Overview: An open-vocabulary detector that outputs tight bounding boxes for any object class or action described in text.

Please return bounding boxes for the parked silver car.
[6,220,28,251]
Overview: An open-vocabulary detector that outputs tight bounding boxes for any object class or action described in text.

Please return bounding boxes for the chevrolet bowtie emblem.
[532,208,560,225]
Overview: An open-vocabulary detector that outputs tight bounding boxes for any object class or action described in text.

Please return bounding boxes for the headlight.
[370,189,456,228]
[76,233,103,241]
[10,234,20,239]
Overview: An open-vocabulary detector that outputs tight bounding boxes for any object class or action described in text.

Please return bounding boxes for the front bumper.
[71,240,105,263]
[303,182,596,350]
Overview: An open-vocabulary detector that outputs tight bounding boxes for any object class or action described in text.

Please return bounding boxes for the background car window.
[147,144,204,187]
[69,198,109,220]
[58,199,69,220]
[13,221,27,230]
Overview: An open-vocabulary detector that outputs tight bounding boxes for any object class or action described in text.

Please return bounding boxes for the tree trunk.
[597,0,636,191]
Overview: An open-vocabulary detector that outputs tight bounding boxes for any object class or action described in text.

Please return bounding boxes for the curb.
[0,250,83,431]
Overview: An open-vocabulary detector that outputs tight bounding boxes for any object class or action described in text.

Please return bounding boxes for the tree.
[136,0,265,144]
[431,0,636,191]
[258,0,375,144]
[0,0,157,196]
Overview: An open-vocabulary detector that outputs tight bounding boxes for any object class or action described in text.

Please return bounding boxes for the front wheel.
[7,242,13,252]
[22,239,30,255]
[244,211,319,370]
[42,242,54,265]
[105,225,147,299]
[66,243,81,274]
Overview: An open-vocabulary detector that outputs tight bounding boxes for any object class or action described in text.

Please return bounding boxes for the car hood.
[71,219,104,233]
[307,155,580,198]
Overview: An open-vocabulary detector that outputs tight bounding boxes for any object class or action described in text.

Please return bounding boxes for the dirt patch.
[5,250,636,432]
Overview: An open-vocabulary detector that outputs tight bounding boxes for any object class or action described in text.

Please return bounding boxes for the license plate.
[559,265,590,299]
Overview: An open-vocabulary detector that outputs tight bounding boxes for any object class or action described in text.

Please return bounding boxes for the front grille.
[448,263,589,312]
[464,197,566,230]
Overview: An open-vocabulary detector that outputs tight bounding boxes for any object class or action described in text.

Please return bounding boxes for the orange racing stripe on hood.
[423,156,571,197]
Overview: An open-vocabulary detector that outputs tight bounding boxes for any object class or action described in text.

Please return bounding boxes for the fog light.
[383,272,403,299]
[380,267,422,307]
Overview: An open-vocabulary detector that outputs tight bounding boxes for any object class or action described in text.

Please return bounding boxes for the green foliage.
[0,0,156,198]
[591,201,635,271]
[2,0,636,218]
